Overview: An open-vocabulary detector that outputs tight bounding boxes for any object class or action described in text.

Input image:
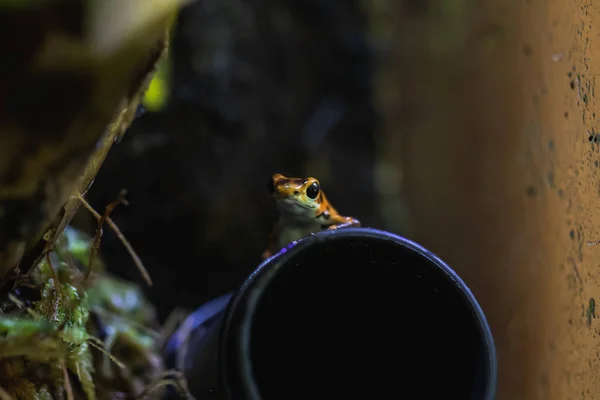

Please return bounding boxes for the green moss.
[0,227,164,399]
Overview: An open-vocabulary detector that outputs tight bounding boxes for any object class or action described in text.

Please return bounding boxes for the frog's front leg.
[326,217,361,231]
[262,224,278,260]
[261,250,273,260]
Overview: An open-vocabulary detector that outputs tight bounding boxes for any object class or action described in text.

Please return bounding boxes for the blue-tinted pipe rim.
[220,227,498,400]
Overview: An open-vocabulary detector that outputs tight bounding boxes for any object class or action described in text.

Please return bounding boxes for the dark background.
[83,0,391,322]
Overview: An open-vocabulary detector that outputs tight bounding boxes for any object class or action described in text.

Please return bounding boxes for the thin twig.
[135,370,190,400]
[86,338,126,369]
[92,307,160,338]
[7,293,25,309]
[88,190,129,280]
[62,360,74,400]
[26,229,57,279]
[45,250,65,300]
[0,386,13,400]
[76,194,153,286]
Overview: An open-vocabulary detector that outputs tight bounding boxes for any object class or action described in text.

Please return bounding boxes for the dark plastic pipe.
[163,228,497,400]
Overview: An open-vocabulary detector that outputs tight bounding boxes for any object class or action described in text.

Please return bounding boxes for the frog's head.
[268,173,322,219]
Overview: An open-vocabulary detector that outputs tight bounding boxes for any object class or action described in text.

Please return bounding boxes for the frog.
[262,173,360,259]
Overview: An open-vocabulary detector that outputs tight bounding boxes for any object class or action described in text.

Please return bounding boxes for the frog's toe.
[261,250,273,260]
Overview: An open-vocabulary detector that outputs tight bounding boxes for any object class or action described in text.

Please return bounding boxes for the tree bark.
[0,1,181,275]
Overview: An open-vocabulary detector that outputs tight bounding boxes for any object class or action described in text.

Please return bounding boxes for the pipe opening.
[248,234,491,399]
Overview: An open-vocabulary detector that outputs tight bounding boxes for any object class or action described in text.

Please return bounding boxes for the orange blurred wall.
[372,0,600,398]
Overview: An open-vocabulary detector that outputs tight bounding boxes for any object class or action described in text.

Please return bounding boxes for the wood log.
[0,0,188,276]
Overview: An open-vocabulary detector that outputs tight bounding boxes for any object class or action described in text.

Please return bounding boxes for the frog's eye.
[306,182,320,199]
[267,177,275,194]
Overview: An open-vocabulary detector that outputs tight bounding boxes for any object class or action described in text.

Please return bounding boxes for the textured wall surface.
[375,0,600,398]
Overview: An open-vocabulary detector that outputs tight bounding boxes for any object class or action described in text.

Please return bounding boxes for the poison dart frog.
[262,173,360,259]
